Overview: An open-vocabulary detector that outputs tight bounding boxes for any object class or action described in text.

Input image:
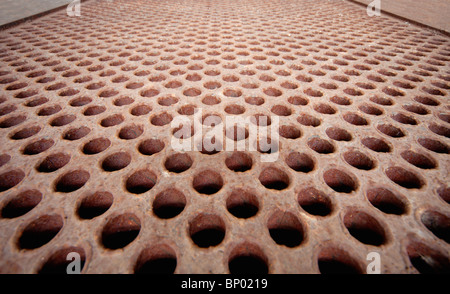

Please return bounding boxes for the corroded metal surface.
[0,0,449,274]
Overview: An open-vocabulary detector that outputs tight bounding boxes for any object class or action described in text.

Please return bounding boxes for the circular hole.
[63,126,90,141]
[58,88,79,97]
[313,103,336,115]
[223,88,242,98]
[268,210,304,248]
[297,113,320,127]
[37,153,70,173]
[0,115,27,128]
[369,95,393,106]
[37,105,61,116]
[18,214,63,249]
[149,74,166,82]
[138,139,164,156]
[377,123,405,138]
[414,96,439,106]
[164,153,193,173]
[418,137,448,154]
[77,191,113,219]
[193,170,223,195]
[361,137,391,153]
[358,104,383,116]
[38,247,86,274]
[422,86,445,96]
[437,186,450,204]
[250,114,271,126]
[224,104,245,115]
[288,96,308,105]
[83,138,111,154]
[343,150,374,170]
[382,87,404,97]
[343,88,363,96]
[189,213,225,248]
[318,247,363,274]
[158,95,179,106]
[50,114,76,127]
[25,97,48,107]
[114,96,134,106]
[55,170,90,192]
[263,87,282,97]
[401,150,436,169]
[280,81,298,90]
[421,211,450,243]
[23,138,54,155]
[391,112,417,125]
[10,125,41,140]
[225,125,249,141]
[101,213,141,249]
[343,210,386,246]
[118,124,143,140]
[101,152,131,172]
[83,105,106,116]
[429,123,450,138]
[1,189,42,218]
[228,242,269,274]
[323,168,357,193]
[225,152,252,172]
[438,113,450,124]
[403,104,429,115]
[226,189,259,219]
[130,104,151,116]
[245,96,264,105]
[151,112,173,126]
[70,96,92,107]
[385,166,423,189]
[366,188,407,215]
[297,187,332,216]
[307,137,335,154]
[100,114,124,127]
[326,127,352,141]
[330,95,351,106]
[279,125,301,139]
[271,105,292,116]
[202,95,221,105]
[140,88,160,98]
[164,80,182,89]
[126,169,157,194]
[343,112,368,126]
[304,88,323,97]
[185,73,202,82]
[0,154,10,168]
[85,82,105,90]
[407,241,450,273]
[153,189,186,219]
[125,82,144,89]
[259,167,290,190]
[14,88,37,98]
[134,244,177,274]
[285,152,314,173]
[203,81,222,90]
[183,87,201,97]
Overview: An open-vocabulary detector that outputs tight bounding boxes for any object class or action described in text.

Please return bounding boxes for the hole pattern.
[0,0,448,274]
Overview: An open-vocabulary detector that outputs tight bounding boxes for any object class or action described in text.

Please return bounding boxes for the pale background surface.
[352,0,450,33]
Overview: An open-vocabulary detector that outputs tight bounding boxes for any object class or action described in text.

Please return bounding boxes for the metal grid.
[0,0,449,273]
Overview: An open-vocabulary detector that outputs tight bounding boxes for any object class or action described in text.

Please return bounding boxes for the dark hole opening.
[191,229,225,248]
[229,256,268,274]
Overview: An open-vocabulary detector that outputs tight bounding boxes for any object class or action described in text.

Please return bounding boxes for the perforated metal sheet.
[0,0,449,274]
